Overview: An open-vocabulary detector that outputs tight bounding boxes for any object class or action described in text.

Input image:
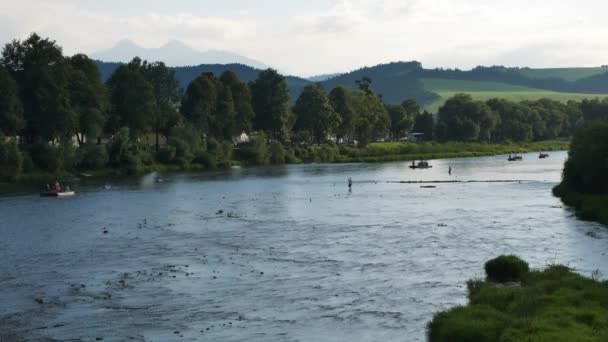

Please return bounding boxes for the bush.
[78,144,109,169]
[269,142,285,164]
[193,151,216,169]
[237,134,269,165]
[156,146,176,164]
[28,143,63,173]
[484,255,529,283]
[427,305,509,342]
[0,138,23,181]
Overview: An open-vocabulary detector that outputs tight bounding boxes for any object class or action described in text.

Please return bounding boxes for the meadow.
[421,78,608,112]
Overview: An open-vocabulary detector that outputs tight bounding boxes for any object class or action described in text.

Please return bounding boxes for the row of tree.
[434,94,608,143]
[2,33,608,181]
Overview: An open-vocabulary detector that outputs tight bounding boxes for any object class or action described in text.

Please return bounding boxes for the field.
[421,78,608,112]
[515,67,608,81]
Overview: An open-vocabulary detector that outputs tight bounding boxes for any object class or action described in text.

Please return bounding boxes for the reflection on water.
[1,151,607,341]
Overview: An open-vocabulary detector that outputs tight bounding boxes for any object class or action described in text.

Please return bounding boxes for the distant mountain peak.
[91,40,268,69]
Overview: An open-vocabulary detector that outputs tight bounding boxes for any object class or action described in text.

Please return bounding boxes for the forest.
[1,33,607,181]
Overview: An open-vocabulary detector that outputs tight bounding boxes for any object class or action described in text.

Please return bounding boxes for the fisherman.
[449,165,452,175]
[348,177,352,189]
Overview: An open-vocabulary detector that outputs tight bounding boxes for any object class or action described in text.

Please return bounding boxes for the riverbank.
[428,256,608,341]
[10,139,569,184]
[553,184,608,226]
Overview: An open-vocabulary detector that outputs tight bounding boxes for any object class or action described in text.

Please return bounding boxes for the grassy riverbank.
[10,140,568,184]
[428,256,608,341]
[553,185,608,226]
[335,140,568,163]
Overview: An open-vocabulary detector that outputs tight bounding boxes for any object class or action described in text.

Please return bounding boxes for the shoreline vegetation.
[553,121,608,226]
[428,256,608,341]
[1,33,604,186]
[7,139,569,184]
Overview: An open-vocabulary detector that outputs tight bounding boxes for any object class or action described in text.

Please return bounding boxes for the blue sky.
[2,0,607,76]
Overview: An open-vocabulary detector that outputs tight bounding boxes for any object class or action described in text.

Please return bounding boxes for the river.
[1,151,607,341]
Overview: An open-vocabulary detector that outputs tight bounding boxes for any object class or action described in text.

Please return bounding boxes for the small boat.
[40,191,75,197]
[409,160,432,169]
[539,153,549,159]
[508,155,523,161]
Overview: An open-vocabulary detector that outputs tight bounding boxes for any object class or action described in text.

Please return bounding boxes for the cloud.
[2,0,608,76]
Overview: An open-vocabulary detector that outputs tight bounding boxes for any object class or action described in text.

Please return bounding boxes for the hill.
[92,39,268,69]
[421,78,606,112]
[94,58,608,110]
[94,61,311,103]
[515,67,608,82]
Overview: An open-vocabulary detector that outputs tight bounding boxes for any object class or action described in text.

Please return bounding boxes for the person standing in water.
[448,165,452,175]
[348,177,352,190]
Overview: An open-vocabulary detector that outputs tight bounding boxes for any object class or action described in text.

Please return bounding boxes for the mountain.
[94,61,311,103]
[307,73,343,82]
[91,39,268,69]
[94,58,608,110]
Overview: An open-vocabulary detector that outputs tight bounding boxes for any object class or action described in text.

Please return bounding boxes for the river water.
[1,151,607,341]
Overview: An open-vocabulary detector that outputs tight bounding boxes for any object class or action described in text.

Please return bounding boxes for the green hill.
[515,67,608,81]
[421,78,607,112]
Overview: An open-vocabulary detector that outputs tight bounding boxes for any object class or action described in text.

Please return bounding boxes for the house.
[233,131,250,145]
[407,132,425,142]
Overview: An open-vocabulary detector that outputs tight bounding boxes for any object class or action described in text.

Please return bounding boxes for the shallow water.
[1,151,608,341]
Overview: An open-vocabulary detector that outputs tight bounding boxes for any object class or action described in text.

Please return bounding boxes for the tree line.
[1,33,607,181]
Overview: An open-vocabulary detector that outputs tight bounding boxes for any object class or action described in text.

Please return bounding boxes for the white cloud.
[1,0,608,76]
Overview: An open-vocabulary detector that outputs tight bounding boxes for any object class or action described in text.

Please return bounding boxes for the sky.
[1,0,607,76]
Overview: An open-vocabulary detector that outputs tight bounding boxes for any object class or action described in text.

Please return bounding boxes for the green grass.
[428,258,608,341]
[336,140,570,163]
[515,67,608,82]
[420,78,608,112]
[553,184,608,226]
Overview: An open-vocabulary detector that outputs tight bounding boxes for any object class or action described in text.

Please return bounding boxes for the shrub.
[29,143,63,173]
[155,146,176,164]
[193,151,216,169]
[485,255,529,283]
[0,137,23,181]
[427,305,509,342]
[269,142,285,164]
[78,144,109,169]
[237,134,269,165]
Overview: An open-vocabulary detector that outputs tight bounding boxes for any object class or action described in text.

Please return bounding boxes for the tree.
[351,90,390,147]
[293,84,340,144]
[386,104,412,140]
[0,66,24,136]
[437,94,498,142]
[106,61,157,136]
[215,85,236,140]
[220,70,255,135]
[561,121,608,193]
[412,111,435,140]
[329,85,355,144]
[1,33,75,142]
[250,69,291,142]
[139,61,182,150]
[68,54,110,144]
[181,72,220,136]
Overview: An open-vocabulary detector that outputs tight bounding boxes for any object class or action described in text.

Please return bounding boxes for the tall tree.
[250,69,290,142]
[139,61,182,150]
[220,70,255,135]
[386,104,412,140]
[294,84,340,144]
[436,94,498,142]
[181,72,220,136]
[412,111,435,140]
[106,61,156,136]
[329,85,355,144]
[68,54,110,144]
[1,33,75,142]
[352,90,390,147]
[0,66,24,136]
[215,85,235,140]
